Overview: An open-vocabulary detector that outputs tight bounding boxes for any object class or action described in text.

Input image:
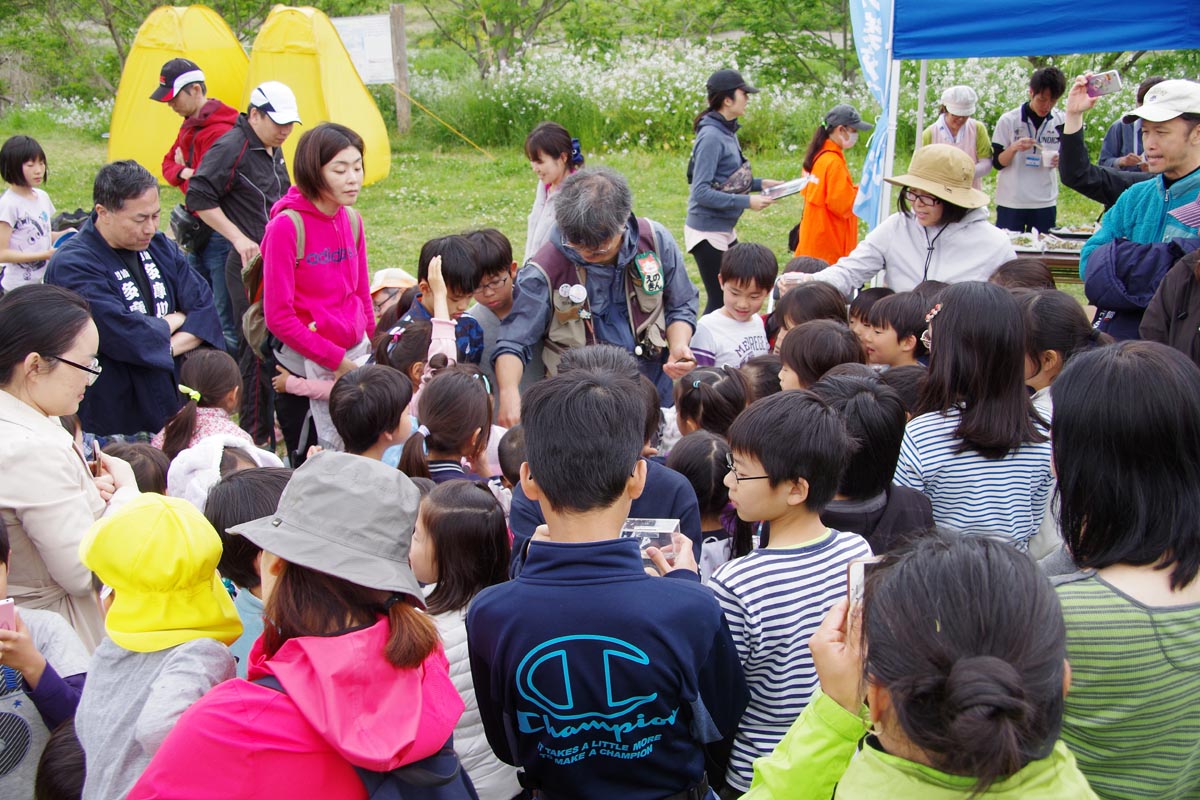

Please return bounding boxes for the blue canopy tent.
[849,0,1200,227]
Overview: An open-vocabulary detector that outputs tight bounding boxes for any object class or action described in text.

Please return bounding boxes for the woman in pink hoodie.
[262,123,373,455]
[128,452,464,799]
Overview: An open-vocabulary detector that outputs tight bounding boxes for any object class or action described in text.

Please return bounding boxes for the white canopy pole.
[879,58,903,229]
[915,60,928,145]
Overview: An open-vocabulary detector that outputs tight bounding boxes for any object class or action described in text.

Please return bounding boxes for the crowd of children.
[1,94,1199,800]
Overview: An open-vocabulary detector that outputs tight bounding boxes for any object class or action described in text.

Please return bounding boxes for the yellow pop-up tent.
[245,5,391,185]
[108,6,249,182]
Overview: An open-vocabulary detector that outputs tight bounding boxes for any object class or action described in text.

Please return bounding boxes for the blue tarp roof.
[891,0,1200,60]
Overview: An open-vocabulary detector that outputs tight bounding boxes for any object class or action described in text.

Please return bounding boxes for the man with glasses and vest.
[46,161,223,437]
[493,167,699,426]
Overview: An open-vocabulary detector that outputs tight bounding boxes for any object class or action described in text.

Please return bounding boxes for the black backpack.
[252,674,480,800]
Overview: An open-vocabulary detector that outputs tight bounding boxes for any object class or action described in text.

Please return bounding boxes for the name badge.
[1024,151,1041,168]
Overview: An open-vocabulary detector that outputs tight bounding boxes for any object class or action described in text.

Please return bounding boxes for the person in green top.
[743,532,1098,800]
[1050,340,1200,800]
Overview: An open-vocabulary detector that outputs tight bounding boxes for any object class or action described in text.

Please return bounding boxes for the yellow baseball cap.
[80,494,242,653]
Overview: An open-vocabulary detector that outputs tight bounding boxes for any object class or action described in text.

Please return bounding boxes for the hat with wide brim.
[230,451,425,605]
[80,494,242,653]
[885,144,990,209]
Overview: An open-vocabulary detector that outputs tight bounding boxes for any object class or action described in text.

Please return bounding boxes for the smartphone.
[846,556,885,618]
[90,442,103,478]
[0,598,16,632]
[1086,70,1123,98]
[621,518,680,569]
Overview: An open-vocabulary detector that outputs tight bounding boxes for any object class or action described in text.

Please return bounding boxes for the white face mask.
[841,129,860,149]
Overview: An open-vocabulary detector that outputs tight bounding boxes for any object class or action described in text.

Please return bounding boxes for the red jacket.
[162,98,239,194]
[128,618,464,800]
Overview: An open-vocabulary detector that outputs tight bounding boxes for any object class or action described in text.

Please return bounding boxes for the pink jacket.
[128,618,464,799]
[262,187,373,370]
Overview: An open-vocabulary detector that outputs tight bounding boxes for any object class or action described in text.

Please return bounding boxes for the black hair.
[673,365,750,439]
[719,243,777,293]
[0,284,91,385]
[911,280,949,304]
[417,234,480,295]
[863,532,1067,793]
[420,481,510,615]
[204,467,293,590]
[35,718,85,800]
[93,160,158,210]
[0,514,8,566]
[371,319,443,389]
[1052,341,1200,589]
[219,446,260,476]
[848,286,895,323]
[867,291,930,359]
[638,375,663,446]
[693,88,739,132]
[780,319,864,389]
[822,362,879,381]
[989,258,1056,290]
[897,191,970,225]
[497,424,525,487]
[0,135,47,186]
[727,389,848,510]
[783,255,829,275]
[399,364,492,479]
[161,349,240,460]
[410,476,436,496]
[59,413,81,439]
[329,364,414,455]
[917,281,1047,458]
[1137,75,1166,105]
[100,442,169,494]
[557,343,639,379]
[521,369,644,513]
[525,121,584,167]
[292,123,365,202]
[1017,290,1108,387]
[878,364,927,416]
[770,281,848,343]
[464,228,514,277]
[810,375,907,499]
[802,123,833,173]
[741,354,782,400]
[666,431,754,559]
[1029,66,1067,100]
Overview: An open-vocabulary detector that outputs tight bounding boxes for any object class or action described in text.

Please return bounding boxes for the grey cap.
[825,104,874,131]
[230,451,424,605]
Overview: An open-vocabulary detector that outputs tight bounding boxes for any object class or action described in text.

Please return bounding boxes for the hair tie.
[416,424,430,438]
[569,137,583,165]
[692,379,702,389]
[383,593,405,611]
[178,384,201,402]
[473,372,493,395]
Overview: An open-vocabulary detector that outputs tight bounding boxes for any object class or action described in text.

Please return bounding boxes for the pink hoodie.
[128,618,464,799]
[262,187,373,370]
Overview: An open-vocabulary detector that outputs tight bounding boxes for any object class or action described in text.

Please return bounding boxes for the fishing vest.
[528,218,668,374]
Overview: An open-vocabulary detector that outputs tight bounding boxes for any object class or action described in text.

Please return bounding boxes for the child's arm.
[0,612,89,730]
[0,221,54,263]
[136,639,236,753]
[272,366,334,401]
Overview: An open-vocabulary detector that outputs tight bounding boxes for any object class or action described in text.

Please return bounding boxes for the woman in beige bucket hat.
[787,144,1016,296]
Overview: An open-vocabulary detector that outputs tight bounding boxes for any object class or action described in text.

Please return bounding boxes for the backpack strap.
[280,208,305,262]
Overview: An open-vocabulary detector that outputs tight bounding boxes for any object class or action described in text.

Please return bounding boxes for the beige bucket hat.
[884,144,990,209]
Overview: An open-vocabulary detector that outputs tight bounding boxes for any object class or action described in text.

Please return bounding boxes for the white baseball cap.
[1123,79,1200,124]
[250,81,302,125]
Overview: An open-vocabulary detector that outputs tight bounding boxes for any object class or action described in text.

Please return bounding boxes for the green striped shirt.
[1055,571,1200,800]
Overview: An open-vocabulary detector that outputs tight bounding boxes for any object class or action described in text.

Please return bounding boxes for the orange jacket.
[795,140,860,263]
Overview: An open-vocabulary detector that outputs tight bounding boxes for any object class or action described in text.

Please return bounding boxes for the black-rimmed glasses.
[53,355,102,386]
[726,453,770,482]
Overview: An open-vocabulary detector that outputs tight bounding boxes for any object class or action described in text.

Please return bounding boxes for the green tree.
[725,0,856,84]
[422,0,575,78]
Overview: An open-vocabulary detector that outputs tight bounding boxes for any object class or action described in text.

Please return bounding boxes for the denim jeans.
[189,231,237,352]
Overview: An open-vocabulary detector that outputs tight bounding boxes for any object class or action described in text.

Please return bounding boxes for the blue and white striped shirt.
[709,529,872,791]
[895,407,1054,550]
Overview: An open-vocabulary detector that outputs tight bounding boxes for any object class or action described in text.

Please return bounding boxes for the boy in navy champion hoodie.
[466,368,747,800]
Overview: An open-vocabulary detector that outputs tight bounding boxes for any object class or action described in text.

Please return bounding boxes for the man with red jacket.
[152,58,239,352]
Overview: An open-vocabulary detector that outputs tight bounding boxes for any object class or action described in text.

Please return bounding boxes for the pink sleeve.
[284,374,333,401]
[410,317,458,409]
[262,214,345,370]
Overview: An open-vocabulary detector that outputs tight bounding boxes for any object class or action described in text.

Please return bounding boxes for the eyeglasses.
[475,274,510,294]
[726,453,770,483]
[902,189,943,208]
[563,232,620,261]
[373,288,399,314]
[52,355,102,386]
[921,303,942,351]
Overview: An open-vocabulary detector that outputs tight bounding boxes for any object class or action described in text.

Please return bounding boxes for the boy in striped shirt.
[711,390,872,794]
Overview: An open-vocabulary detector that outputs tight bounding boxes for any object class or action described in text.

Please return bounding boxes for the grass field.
[0,113,1104,295]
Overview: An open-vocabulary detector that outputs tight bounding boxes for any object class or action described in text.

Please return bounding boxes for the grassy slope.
[1,117,1102,295]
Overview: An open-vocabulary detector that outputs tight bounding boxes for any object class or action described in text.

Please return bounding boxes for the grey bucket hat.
[230,451,424,606]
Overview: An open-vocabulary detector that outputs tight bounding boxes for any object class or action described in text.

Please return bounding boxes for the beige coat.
[0,388,107,651]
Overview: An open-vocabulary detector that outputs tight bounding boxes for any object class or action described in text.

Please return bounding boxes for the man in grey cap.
[186,80,301,444]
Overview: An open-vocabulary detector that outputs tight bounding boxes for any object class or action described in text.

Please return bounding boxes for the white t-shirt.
[991,104,1065,211]
[690,309,768,367]
[0,187,54,291]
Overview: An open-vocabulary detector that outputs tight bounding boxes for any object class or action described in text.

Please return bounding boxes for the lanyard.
[923,225,949,281]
